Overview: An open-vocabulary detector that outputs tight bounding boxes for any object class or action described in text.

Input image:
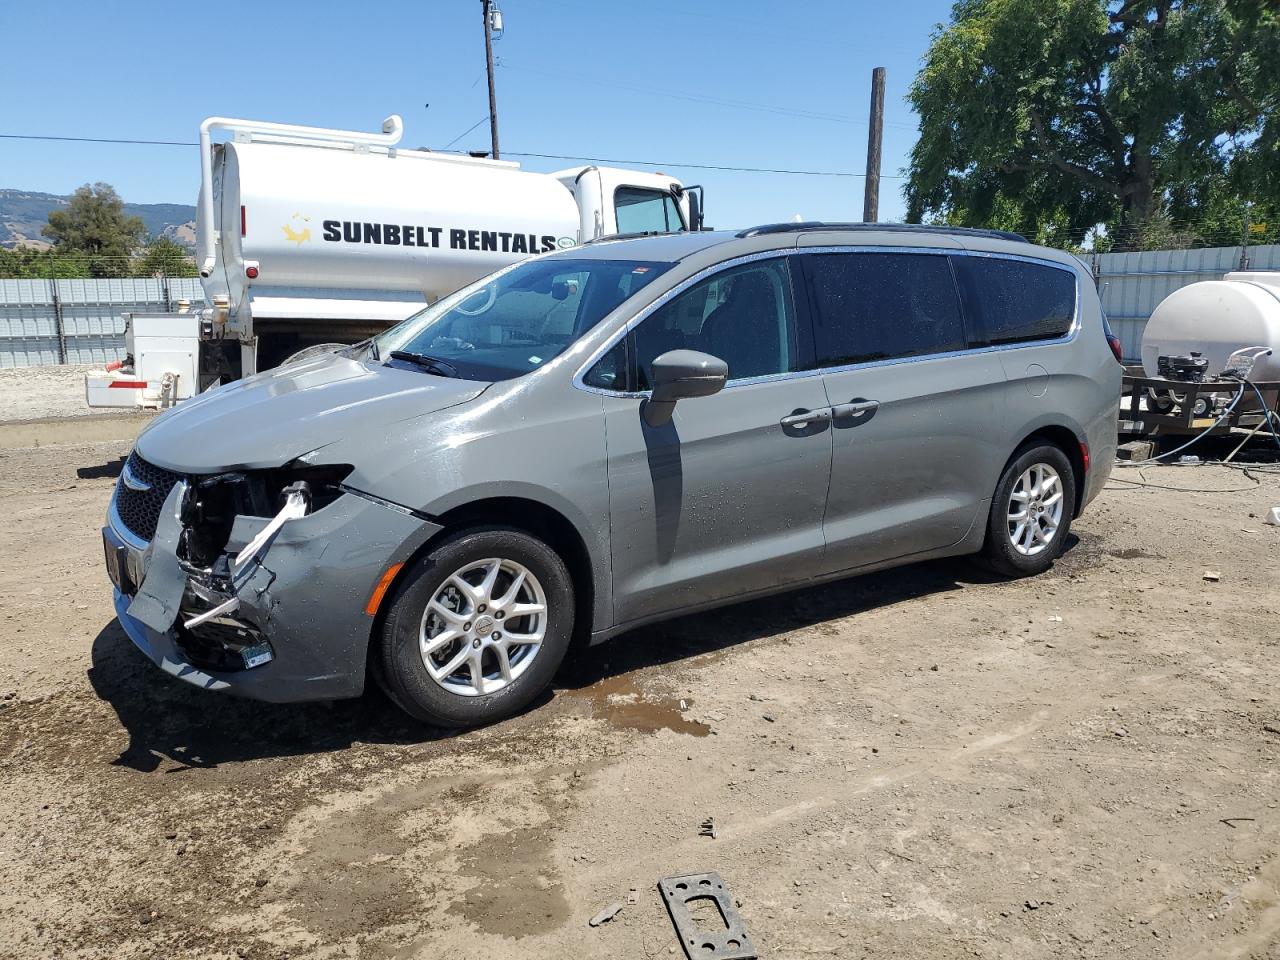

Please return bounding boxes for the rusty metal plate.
[658,871,756,960]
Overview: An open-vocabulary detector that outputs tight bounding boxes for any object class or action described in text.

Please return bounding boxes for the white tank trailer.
[87,114,702,408]
[1141,272,1280,383]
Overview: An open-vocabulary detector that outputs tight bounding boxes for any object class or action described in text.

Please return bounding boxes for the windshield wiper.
[388,350,458,378]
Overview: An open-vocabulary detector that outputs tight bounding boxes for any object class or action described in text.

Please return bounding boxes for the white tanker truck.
[87,114,703,408]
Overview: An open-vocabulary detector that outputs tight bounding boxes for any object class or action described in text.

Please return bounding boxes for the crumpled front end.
[103,451,441,702]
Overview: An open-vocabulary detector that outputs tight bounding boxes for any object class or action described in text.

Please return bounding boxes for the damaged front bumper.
[104,483,441,703]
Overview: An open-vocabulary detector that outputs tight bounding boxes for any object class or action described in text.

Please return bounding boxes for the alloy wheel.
[419,558,548,697]
[1007,463,1064,557]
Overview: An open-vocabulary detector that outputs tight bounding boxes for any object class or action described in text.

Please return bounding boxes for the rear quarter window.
[953,257,1076,345]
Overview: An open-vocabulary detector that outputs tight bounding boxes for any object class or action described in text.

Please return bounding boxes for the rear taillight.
[1106,334,1123,364]
[1080,441,1090,473]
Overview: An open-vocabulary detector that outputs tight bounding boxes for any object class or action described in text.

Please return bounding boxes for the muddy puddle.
[573,674,710,737]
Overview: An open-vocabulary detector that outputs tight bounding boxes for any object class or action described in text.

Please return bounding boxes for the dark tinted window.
[805,253,965,367]
[583,339,627,391]
[953,257,1076,345]
[632,257,799,388]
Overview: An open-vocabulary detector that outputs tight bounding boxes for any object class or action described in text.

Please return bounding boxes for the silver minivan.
[103,224,1121,726]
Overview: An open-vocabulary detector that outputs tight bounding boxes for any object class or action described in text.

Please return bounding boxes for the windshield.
[375,257,674,381]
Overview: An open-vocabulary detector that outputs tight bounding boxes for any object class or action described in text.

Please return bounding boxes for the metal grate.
[113,452,183,543]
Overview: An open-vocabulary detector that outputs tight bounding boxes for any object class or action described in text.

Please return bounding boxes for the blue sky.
[0,0,952,229]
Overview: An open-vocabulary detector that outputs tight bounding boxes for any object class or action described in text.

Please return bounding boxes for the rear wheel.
[978,442,1076,578]
[377,527,574,728]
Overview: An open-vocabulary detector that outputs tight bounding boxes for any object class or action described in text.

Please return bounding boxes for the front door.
[797,250,1008,574]
[589,255,833,626]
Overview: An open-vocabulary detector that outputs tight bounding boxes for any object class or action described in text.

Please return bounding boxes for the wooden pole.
[863,67,886,222]
[482,0,500,159]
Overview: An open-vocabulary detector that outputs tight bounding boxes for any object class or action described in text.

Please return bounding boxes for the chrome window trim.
[571,244,1084,398]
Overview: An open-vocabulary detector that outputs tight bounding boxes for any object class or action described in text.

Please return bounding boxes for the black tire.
[977,442,1077,578]
[377,527,574,728]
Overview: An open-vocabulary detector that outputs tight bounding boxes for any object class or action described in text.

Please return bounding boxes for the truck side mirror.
[643,350,727,427]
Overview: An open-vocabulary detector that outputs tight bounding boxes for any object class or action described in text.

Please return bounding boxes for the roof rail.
[736,222,1028,243]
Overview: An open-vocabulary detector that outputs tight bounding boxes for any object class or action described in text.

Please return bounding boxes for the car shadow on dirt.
[555,545,1062,689]
[87,623,439,773]
[86,539,1078,769]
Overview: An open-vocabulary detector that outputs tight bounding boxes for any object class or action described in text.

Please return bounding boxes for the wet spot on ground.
[576,673,710,736]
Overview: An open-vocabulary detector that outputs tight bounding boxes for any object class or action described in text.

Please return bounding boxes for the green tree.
[133,236,197,278]
[0,247,85,279]
[42,182,146,278]
[907,1,1275,249]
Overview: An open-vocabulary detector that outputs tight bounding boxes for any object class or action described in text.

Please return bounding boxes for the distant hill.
[0,189,196,250]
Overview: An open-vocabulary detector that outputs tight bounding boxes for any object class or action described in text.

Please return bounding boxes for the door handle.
[780,407,832,429]
[831,399,880,418]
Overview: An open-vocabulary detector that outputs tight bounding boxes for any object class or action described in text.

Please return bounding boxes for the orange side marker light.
[365,562,405,616]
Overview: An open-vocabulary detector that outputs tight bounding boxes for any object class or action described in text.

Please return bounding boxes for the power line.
[440,116,491,151]
[0,132,197,147]
[498,150,902,179]
[1,130,899,179]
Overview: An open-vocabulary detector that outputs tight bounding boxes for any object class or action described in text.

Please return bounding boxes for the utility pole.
[482,0,500,159]
[863,66,886,223]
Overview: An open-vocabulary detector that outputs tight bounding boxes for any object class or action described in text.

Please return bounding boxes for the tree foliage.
[907,0,1280,249]
[42,182,147,277]
[133,236,197,278]
[0,182,197,279]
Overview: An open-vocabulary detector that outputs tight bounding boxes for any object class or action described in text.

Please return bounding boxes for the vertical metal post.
[50,279,67,365]
[482,0,500,159]
[162,275,172,311]
[1239,203,1251,271]
[862,67,886,223]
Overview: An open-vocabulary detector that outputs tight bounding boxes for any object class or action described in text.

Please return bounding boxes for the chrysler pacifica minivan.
[103,224,1120,726]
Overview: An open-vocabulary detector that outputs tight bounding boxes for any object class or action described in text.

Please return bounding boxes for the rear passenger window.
[804,253,966,367]
[952,257,1076,345]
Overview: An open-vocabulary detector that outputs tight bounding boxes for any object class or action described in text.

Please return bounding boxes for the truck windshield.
[375,257,673,381]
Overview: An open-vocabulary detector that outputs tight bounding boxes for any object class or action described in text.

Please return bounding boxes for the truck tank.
[1141,272,1280,382]
[205,141,581,316]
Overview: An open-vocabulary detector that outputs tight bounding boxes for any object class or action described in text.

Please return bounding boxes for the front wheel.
[376,527,575,728]
[977,443,1076,578]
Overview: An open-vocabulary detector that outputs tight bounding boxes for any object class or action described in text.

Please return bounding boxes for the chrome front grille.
[113,452,183,543]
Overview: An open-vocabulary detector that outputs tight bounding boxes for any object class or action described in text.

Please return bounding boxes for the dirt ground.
[1,438,1279,960]
[0,364,104,422]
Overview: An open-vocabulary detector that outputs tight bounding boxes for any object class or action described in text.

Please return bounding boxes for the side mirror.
[643,349,727,427]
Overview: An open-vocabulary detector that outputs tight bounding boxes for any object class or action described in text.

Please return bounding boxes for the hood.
[135,354,488,473]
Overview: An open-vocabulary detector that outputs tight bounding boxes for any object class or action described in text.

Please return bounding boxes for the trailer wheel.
[280,342,347,366]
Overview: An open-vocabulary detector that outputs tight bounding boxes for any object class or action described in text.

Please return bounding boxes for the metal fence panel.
[0,275,209,369]
[1095,244,1280,363]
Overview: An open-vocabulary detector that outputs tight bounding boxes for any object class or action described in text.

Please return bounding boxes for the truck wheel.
[977,442,1076,578]
[377,527,574,728]
[280,342,347,366]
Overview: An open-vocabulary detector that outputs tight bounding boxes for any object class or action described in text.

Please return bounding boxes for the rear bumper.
[106,490,441,703]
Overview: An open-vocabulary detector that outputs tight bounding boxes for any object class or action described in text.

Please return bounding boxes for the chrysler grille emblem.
[121,461,152,493]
